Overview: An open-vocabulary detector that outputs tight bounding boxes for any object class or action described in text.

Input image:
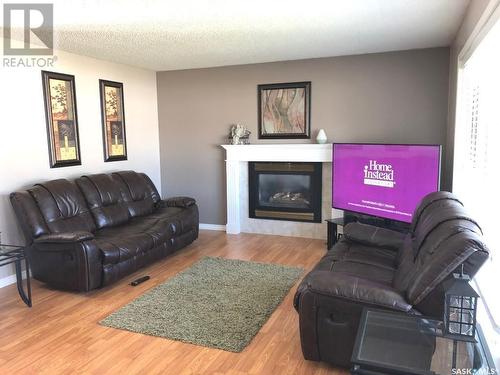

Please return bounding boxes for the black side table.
[325,218,345,250]
[0,244,32,307]
[351,308,495,375]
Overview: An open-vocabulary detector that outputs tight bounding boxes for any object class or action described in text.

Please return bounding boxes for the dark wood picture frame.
[99,79,127,162]
[257,81,311,139]
[41,71,81,168]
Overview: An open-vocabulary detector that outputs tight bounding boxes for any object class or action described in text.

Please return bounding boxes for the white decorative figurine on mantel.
[316,129,327,144]
[229,124,251,145]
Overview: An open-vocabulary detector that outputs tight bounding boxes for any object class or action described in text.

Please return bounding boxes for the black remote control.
[130,275,150,286]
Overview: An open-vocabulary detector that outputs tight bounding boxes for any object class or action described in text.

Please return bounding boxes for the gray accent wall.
[157,48,450,225]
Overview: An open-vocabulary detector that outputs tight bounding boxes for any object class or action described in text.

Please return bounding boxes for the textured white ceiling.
[8,0,472,71]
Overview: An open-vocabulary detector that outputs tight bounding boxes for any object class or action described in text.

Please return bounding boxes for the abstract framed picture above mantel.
[99,79,127,162]
[41,71,82,168]
[257,81,311,139]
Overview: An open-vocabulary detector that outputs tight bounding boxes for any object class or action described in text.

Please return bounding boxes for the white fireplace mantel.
[221,144,332,162]
[221,144,332,234]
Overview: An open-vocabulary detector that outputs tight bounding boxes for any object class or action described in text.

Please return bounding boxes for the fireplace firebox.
[248,162,322,222]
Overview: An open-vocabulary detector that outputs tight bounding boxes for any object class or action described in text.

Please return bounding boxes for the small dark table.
[0,244,32,307]
[326,217,345,250]
[351,308,489,375]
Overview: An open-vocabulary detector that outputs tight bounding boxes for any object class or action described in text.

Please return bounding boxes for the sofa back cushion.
[10,191,50,240]
[412,204,480,259]
[112,171,161,218]
[409,191,463,234]
[397,191,488,306]
[28,179,96,234]
[76,174,130,229]
[406,230,488,305]
[393,236,415,292]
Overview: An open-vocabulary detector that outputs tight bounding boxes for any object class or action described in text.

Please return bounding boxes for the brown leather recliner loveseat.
[10,171,199,292]
[294,191,489,367]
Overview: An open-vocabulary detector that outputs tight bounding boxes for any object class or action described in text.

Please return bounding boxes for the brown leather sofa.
[294,191,489,367]
[10,171,199,291]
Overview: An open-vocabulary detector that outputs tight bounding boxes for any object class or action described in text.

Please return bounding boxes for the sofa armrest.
[344,222,407,251]
[159,196,196,208]
[295,270,412,312]
[34,231,95,244]
[30,239,102,291]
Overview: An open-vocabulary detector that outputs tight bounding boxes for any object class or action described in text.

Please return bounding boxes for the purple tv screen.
[332,144,441,223]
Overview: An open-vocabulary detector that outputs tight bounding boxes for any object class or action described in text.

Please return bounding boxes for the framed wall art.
[99,79,127,161]
[257,81,311,139]
[41,71,81,168]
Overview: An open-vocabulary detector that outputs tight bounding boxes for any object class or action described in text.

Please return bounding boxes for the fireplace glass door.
[249,162,322,222]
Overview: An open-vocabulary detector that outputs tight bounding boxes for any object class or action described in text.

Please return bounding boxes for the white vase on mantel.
[316,129,327,144]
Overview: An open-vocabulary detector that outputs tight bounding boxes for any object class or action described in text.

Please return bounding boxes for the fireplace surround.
[248,162,322,222]
[221,144,333,238]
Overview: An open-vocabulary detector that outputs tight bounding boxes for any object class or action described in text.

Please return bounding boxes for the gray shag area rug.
[100,256,303,352]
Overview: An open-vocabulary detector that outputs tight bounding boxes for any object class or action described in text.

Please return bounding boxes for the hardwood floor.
[0,231,348,374]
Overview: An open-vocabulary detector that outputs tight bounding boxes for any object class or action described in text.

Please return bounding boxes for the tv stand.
[343,211,410,233]
[325,218,345,250]
[325,212,410,250]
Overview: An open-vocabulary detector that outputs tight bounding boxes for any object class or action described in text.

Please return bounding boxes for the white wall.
[445,0,492,190]
[445,1,500,367]
[0,46,161,282]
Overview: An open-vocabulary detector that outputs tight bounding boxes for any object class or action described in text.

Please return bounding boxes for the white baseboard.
[199,223,227,231]
[0,270,27,289]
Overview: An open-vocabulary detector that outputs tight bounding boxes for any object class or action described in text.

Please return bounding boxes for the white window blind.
[454,16,500,344]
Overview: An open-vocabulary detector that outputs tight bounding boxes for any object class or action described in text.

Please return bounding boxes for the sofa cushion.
[412,205,481,259]
[296,270,411,312]
[401,194,487,304]
[314,240,396,286]
[344,222,406,252]
[393,236,416,292]
[153,204,199,234]
[341,245,398,271]
[128,215,178,245]
[409,191,463,233]
[94,207,187,264]
[331,261,395,286]
[76,174,130,229]
[147,205,184,220]
[95,232,155,265]
[29,179,96,234]
[34,231,94,243]
[139,173,162,204]
[112,171,158,218]
[327,241,398,271]
[406,231,488,305]
[10,190,50,239]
